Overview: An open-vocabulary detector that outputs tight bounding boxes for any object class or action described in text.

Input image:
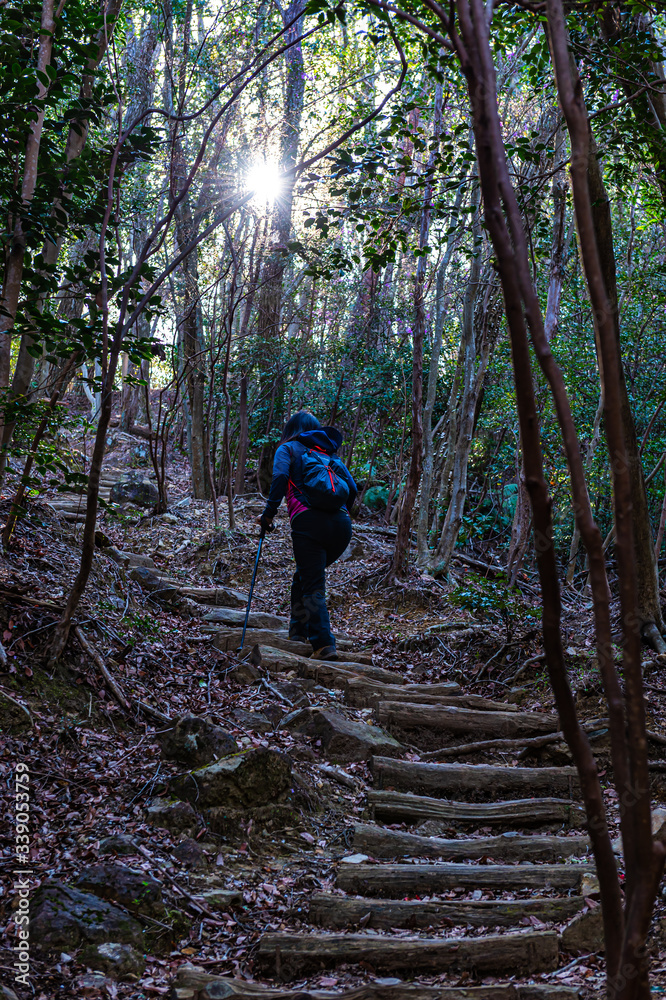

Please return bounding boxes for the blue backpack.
[299,445,350,511]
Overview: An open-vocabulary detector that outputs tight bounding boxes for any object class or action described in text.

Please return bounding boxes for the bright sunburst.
[246,159,283,206]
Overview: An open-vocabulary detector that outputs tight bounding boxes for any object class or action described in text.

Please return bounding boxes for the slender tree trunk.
[566,393,604,585]
[430,193,483,571]
[0,0,57,390]
[546,6,659,993]
[448,2,634,988]
[390,83,443,579]
[255,0,306,481]
[0,0,123,485]
[234,371,249,496]
[417,179,467,565]
[509,135,567,583]
[655,464,666,567]
[584,133,665,643]
[165,0,209,499]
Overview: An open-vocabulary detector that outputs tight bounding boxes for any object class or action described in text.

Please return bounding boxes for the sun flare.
[246,159,283,206]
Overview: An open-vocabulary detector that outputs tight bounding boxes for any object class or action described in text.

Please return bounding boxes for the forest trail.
[5,489,662,1000]
[165,611,601,1000]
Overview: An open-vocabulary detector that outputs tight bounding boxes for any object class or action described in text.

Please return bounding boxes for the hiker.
[258,410,357,661]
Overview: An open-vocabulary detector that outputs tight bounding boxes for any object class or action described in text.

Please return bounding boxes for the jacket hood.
[296,427,343,453]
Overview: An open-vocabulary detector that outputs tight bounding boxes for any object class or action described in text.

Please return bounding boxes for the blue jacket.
[262,428,358,520]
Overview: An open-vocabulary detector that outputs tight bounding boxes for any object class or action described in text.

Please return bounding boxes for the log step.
[203,607,290,630]
[375,702,558,747]
[309,892,585,930]
[172,964,580,999]
[371,757,580,800]
[214,629,311,657]
[367,790,587,827]
[258,646,402,685]
[257,929,559,976]
[343,676,466,707]
[352,823,590,862]
[214,628,370,660]
[336,862,593,897]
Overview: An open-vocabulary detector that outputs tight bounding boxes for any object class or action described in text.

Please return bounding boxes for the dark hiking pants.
[289,509,352,650]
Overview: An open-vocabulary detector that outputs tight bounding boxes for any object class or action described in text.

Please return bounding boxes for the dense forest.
[3,1,666,999]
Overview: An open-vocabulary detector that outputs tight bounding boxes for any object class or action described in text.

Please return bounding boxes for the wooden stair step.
[371,757,580,800]
[309,891,585,930]
[203,607,290,630]
[258,646,401,685]
[367,790,586,827]
[345,677,512,710]
[257,929,559,976]
[344,676,464,707]
[375,702,558,747]
[172,963,580,999]
[352,823,590,862]
[336,861,593,897]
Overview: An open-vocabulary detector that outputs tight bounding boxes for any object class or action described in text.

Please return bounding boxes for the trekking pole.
[238,525,266,652]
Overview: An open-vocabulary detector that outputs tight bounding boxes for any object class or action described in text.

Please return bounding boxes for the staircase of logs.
[172,608,602,1000]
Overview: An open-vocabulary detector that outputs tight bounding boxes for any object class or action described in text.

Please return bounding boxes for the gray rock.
[226,661,261,684]
[110,476,159,509]
[171,838,205,870]
[283,706,403,763]
[232,707,272,733]
[98,835,139,857]
[560,906,604,954]
[170,748,292,810]
[129,565,178,597]
[103,548,156,569]
[613,805,666,855]
[145,797,198,832]
[75,864,164,917]
[157,715,239,767]
[74,972,111,992]
[200,888,242,909]
[79,941,145,980]
[30,882,142,952]
[340,539,366,561]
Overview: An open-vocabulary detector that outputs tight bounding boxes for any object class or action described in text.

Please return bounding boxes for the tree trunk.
[585,134,665,641]
[165,0,210,499]
[447,0,629,987]
[0,0,57,390]
[234,370,249,496]
[255,0,306,482]
[0,0,123,483]
[416,179,467,566]
[390,83,443,579]
[430,193,483,571]
[566,392,604,584]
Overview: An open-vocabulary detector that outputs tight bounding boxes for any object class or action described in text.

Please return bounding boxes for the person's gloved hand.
[257,513,275,533]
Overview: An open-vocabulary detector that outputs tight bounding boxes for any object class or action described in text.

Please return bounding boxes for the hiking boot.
[311,645,337,661]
